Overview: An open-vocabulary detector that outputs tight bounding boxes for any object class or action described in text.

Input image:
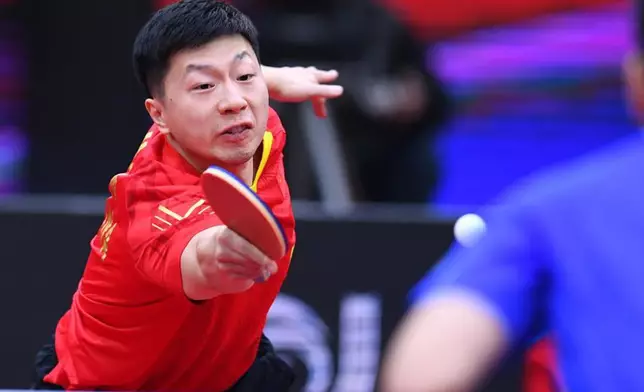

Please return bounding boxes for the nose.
[217,84,248,115]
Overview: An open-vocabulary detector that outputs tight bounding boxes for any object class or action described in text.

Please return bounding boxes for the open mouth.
[222,123,253,135]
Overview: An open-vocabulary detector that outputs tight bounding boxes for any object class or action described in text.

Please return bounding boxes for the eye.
[238,73,256,82]
[194,83,214,91]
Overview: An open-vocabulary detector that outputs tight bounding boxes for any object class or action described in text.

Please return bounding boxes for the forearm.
[261,65,279,97]
[381,292,507,392]
[180,226,222,301]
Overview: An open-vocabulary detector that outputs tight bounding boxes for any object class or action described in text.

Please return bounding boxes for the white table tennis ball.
[454,213,487,247]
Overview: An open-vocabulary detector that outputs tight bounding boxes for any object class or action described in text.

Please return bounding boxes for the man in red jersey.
[32,1,342,391]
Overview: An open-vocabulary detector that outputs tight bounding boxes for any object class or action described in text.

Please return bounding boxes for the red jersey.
[524,337,558,392]
[45,108,296,391]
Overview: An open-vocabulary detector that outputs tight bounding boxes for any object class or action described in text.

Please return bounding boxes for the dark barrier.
[0,202,522,391]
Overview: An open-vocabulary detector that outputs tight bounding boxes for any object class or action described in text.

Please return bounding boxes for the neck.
[166,135,256,185]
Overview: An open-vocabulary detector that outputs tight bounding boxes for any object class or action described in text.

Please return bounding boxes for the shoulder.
[267,106,285,132]
[495,134,643,215]
[127,125,164,173]
[124,125,200,193]
[411,136,644,299]
[266,107,287,151]
[112,146,203,224]
[123,183,212,251]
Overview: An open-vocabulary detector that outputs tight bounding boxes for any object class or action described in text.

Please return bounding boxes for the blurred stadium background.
[0,0,634,391]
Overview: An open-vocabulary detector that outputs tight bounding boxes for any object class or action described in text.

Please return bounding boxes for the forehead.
[167,35,256,76]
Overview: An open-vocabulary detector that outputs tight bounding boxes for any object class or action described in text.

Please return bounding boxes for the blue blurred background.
[430,1,633,205]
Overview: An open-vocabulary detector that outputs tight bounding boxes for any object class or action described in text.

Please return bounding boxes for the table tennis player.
[380,2,644,391]
[32,1,342,390]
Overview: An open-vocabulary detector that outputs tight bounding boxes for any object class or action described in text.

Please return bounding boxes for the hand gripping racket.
[201,166,288,280]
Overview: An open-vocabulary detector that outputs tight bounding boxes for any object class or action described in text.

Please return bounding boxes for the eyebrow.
[234,50,251,62]
[185,51,253,74]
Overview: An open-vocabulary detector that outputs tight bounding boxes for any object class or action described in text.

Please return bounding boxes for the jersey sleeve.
[524,337,558,392]
[409,198,549,344]
[125,182,222,294]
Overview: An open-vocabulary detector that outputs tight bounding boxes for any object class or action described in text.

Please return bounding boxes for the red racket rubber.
[201,166,288,262]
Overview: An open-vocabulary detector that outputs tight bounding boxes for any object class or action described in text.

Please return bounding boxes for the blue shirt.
[411,134,644,391]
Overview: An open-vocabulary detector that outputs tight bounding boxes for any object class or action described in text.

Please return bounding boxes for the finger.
[219,230,279,278]
[314,69,339,83]
[218,261,265,280]
[219,247,279,277]
[254,268,271,283]
[220,228,273,265]
[312,97,327,118]
[309,84,344,99]
[216,263,255,282]
[220,260,273,283]
[218,257,263,274]
[225,264,272,284]
[228,271,259,283]
[218,251,278,274]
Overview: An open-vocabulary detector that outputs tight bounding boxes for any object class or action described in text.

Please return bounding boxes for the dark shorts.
[32,334,295,392]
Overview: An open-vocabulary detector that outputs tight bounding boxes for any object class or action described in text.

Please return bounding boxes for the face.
[146,35,269,170]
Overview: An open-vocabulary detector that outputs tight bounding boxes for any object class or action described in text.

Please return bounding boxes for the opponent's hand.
[263,65,344,118]
[198,226,278,295]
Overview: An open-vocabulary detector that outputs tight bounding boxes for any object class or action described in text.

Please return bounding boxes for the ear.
[145,98,170,134]
[623,52,644,123]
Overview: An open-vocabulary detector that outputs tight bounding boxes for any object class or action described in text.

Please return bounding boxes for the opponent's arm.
[381,292,508,392]
[380,201,547,392]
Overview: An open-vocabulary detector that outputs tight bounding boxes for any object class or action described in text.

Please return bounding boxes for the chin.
[214,149,256,166]
[209,132,263,166]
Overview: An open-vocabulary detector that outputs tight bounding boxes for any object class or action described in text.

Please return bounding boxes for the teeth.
[226,125,247,134]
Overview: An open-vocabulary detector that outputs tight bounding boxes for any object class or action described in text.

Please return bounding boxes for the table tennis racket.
[201,166,288,281]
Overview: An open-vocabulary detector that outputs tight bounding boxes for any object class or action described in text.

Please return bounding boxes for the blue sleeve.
[409,201,548,344]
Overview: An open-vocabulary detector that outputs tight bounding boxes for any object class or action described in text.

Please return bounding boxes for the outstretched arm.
[262,65,344,118]
[381,291,508,392]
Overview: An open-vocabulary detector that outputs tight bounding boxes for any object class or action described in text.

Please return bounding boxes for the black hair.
[133,0,260,97]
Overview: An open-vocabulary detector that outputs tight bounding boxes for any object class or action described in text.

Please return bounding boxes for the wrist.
[191,228,223,299]
[261,65,280,96]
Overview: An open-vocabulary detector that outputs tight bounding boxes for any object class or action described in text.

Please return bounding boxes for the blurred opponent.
[380,2,644,391]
